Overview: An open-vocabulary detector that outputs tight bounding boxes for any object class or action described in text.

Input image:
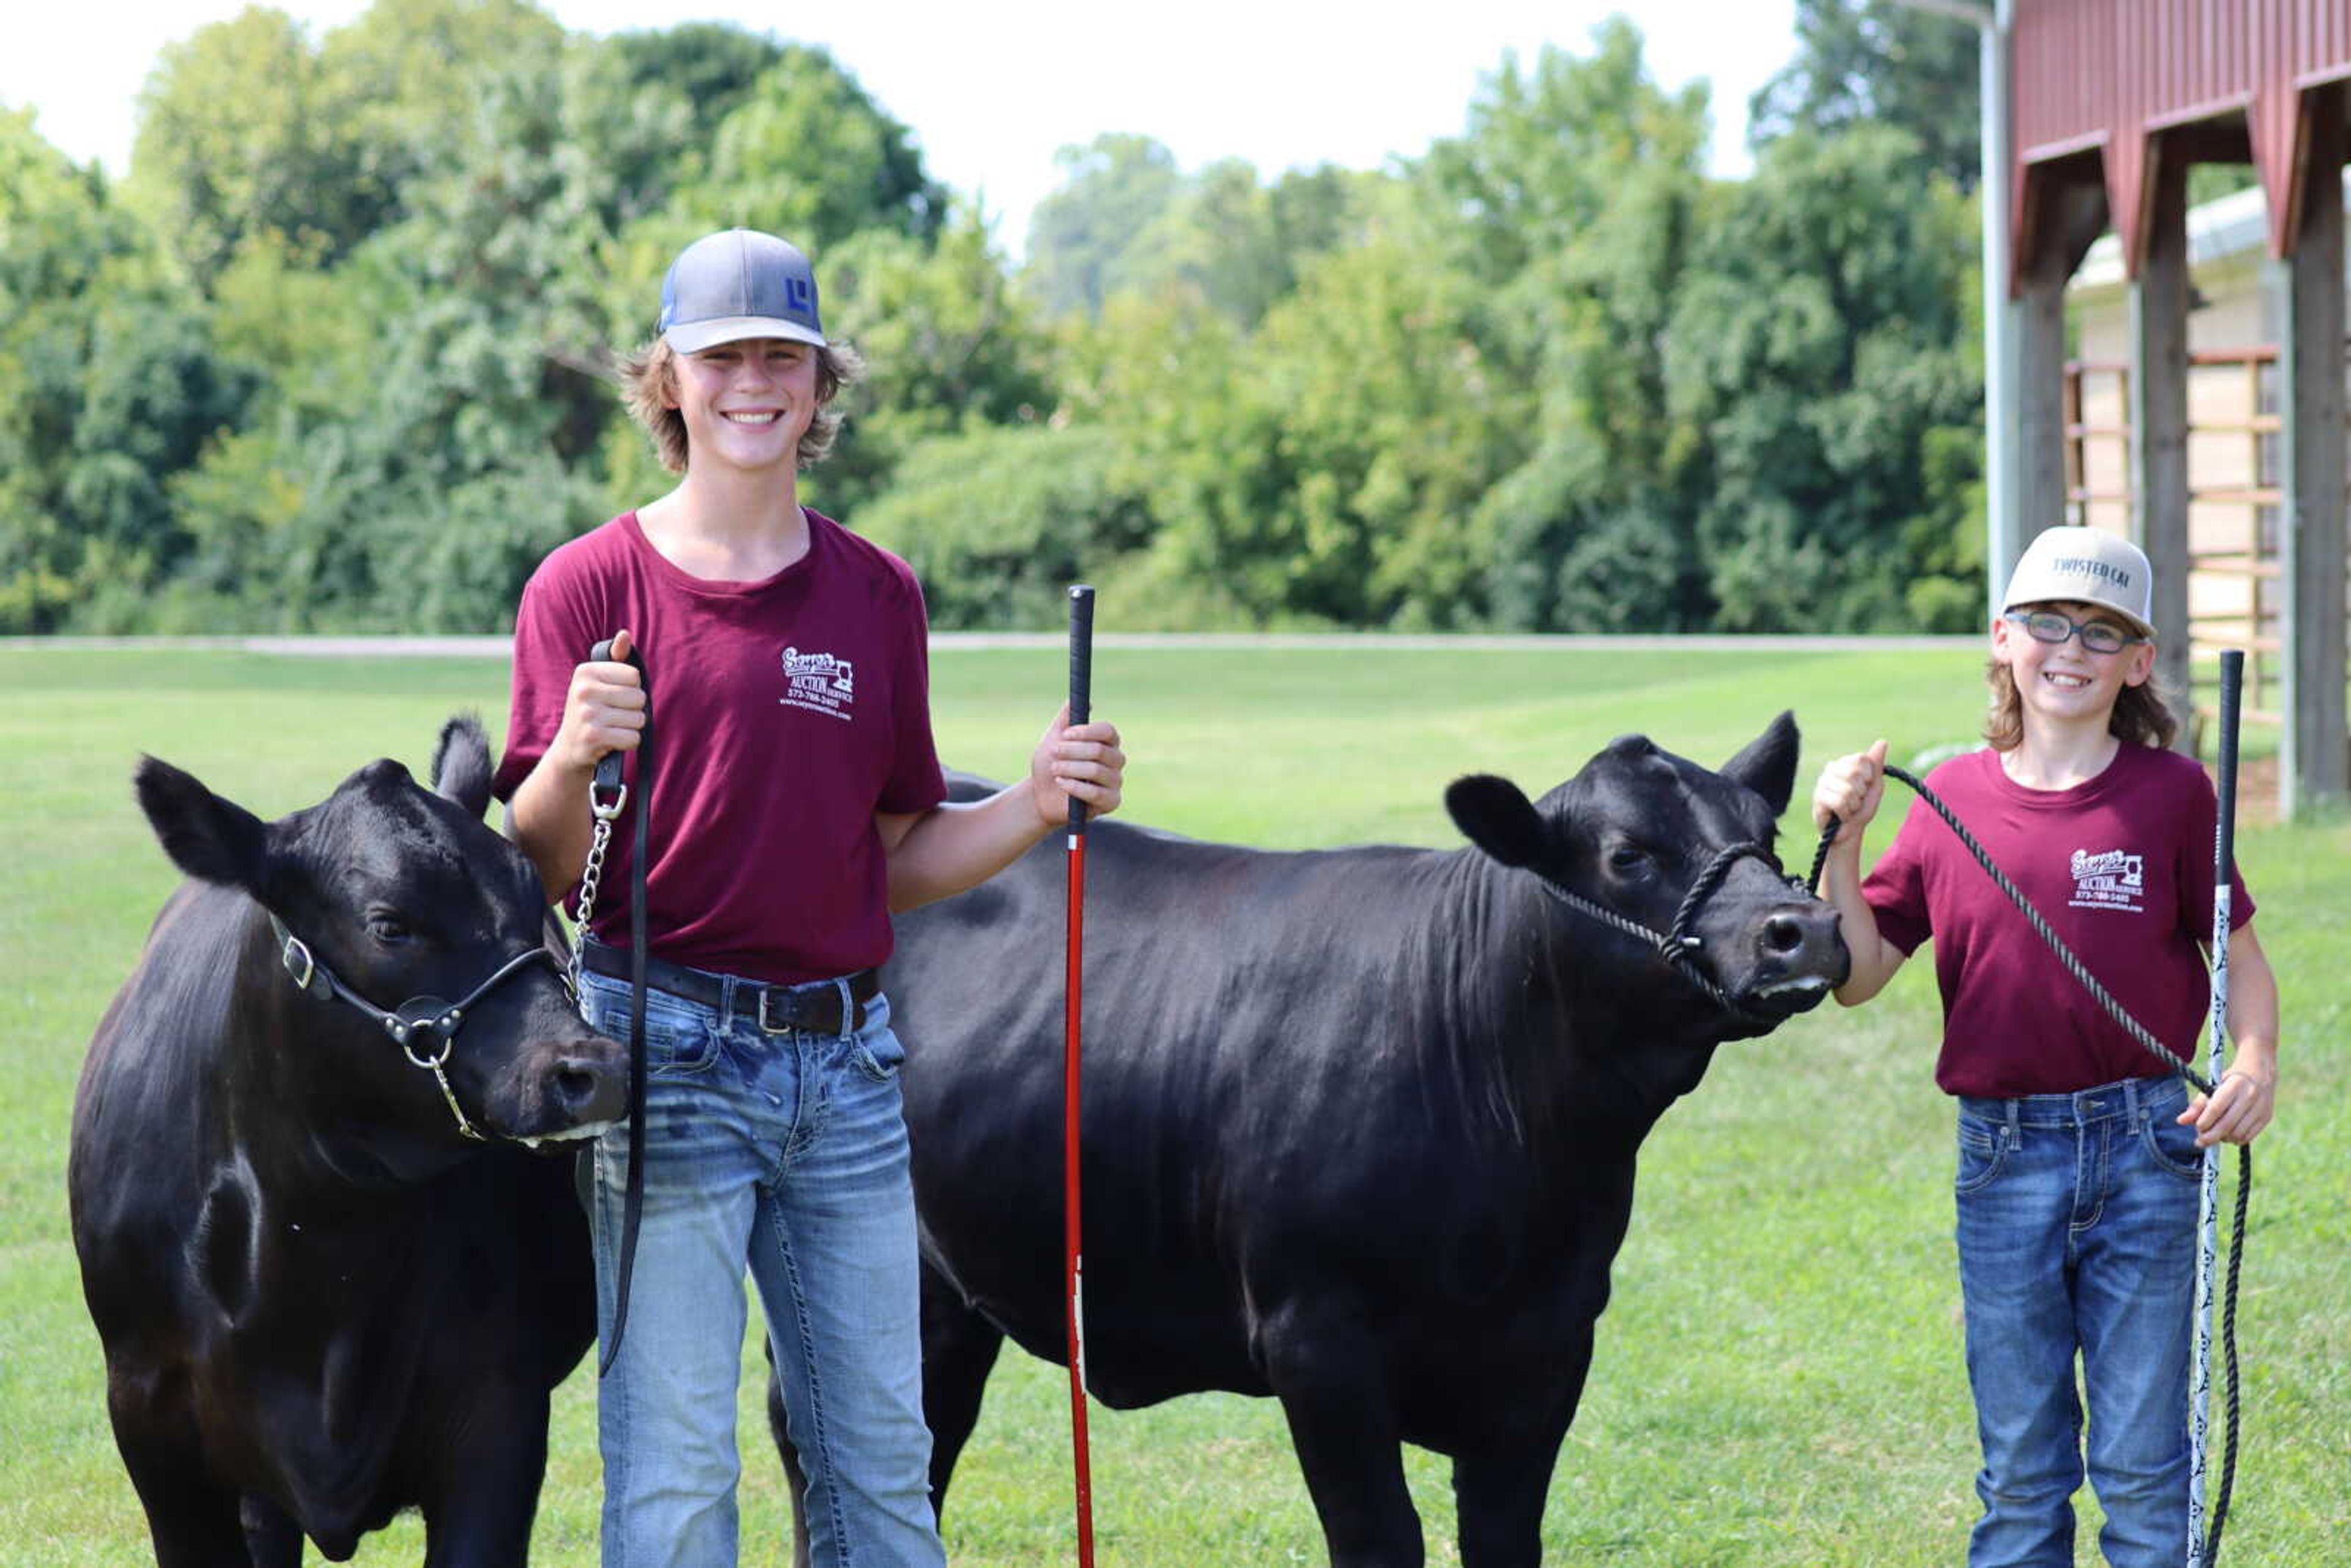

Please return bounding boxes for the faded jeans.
[579,964,945,1568]
[1955,1073,2202,1568]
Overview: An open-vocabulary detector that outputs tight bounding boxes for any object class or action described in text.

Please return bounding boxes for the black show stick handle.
[1067,585,1095,832]
[2214,650,2242,877]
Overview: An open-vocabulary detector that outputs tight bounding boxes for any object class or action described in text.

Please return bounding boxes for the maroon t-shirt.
[494,509,947,985]
[1862,743,2252,1098]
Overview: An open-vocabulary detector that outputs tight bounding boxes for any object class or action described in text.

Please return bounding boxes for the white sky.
[2,1,1799,258]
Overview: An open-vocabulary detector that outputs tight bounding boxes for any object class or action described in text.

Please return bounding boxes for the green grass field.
[6,642,2344,1566]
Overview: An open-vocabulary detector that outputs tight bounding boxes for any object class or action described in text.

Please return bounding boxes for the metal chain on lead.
[573,816,613,967]
[571,773,623,983]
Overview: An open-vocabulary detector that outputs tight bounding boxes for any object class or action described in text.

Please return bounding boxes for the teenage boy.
[497,227,1125,1567]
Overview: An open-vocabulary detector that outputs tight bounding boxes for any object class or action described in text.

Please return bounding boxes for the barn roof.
[2012,0,2351,279]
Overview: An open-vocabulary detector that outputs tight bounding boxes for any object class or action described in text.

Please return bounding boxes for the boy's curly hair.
[618,337,864,475]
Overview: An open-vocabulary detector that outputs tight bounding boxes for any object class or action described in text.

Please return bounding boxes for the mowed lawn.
[6,641,2345,1567]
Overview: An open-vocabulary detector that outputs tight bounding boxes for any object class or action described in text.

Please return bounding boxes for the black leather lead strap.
[589,637,650,1379]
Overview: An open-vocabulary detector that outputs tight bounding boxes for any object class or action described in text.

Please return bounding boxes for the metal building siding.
[2011,0,2351,267]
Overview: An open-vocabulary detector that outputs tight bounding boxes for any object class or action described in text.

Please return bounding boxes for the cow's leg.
[415,1395,548,1568]
[1262,1312,1423,1568]
[1453,1319,1589,1568]
[109,1396,248,1568]
[238,1493,302,1568]
[918,1260,1005,1518]
[1453,1325,1589,1568]
[1450,1435,1567,1568]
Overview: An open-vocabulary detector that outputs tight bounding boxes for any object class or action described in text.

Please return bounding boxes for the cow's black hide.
[70,717,625,1566]
[859,711,1846,1568]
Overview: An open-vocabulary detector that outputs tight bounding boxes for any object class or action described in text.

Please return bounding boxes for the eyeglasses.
[2006,609,2142,655]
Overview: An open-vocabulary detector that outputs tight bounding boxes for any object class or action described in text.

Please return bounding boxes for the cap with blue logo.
[659,228,826,354]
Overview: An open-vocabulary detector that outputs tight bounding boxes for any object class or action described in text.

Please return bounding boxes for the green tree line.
[1,0,1987,635]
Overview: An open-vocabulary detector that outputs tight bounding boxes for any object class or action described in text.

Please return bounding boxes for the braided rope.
[1809,762,2250,1564]
[1527,841,1799,1021]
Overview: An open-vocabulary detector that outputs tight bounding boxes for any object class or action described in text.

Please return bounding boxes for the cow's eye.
[366,912,414,945]
[1607,846,1651,876]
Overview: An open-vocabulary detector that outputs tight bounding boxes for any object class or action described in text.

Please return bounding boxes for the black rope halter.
[1524,839,1809,1021]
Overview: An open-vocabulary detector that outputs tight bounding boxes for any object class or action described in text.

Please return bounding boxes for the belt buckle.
[756,987,795,1035]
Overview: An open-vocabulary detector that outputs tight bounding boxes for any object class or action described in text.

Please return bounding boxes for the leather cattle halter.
[1524,840,1809,1021]
[269,912,561,1142]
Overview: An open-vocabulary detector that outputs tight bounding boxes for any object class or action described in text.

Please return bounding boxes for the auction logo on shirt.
[779,647,855,722]
[2068,846,2145,913]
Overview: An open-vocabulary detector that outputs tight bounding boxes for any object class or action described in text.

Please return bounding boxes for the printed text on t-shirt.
[2068,846,2144,913]
[781,647,855,721]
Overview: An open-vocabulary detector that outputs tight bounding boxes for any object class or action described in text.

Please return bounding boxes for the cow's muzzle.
[269,913,571,1142]
[1532,841,1819,1024]
[505,1031,629,1148]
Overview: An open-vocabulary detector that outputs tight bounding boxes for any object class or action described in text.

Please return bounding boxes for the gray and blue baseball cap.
[659,228,826,353]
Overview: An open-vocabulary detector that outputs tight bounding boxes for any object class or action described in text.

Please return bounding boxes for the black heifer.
[884,712,1847,1567]
[70,718,626,1567]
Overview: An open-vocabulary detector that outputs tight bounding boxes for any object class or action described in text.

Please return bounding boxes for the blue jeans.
[579,965,945,1568]
[1955,1074,2203,1568]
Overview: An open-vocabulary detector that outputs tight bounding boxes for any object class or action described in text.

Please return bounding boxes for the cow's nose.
[550,1046,627,1125]
[1761,912,1808,956]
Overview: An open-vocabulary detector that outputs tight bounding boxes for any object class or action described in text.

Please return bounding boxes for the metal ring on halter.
[265,912,550,1143]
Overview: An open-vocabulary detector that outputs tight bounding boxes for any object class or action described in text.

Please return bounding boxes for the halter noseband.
[268,912,564,1141]
[1524,841,1810,1020]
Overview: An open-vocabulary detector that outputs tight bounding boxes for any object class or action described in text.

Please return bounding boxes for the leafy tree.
[316,0,567,238]
[565,23,787,236]
[13,11,1998,637]
[1243,220,1511,626]
[1065,287,1301,625]
[1667,124,1981,631]
[814,209,1057,517]
[122,8,358,285]
[593,38,954,364]
[671,47,945,255]
[853,424,1152,629]
[1420,23,1715,631]
[1022,134,1184,318]
[123,1,570,288]
[1266,166,1361,278]
[173,47,608,631]
[1749,0,1982,189]
[0,110,247,631]
[1112,160,1377,332]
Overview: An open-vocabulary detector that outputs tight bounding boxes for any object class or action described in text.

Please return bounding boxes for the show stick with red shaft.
[1063,583,1097,1567]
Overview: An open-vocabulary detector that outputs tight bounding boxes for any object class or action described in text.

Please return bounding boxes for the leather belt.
[579,941,880,1036]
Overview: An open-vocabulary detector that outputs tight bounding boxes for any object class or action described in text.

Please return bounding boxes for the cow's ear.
[135,757,271,892]
[1445,774,1548,868]
[1719,710,1801,816]
[431,714,493,821]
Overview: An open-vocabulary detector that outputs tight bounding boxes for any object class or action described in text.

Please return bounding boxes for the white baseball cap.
[2001,526,2156,639]
[659,228,827,354]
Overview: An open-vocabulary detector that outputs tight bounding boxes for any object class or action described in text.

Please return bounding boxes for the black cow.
[70,717,626,1567]
[880,711,1846,1567]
